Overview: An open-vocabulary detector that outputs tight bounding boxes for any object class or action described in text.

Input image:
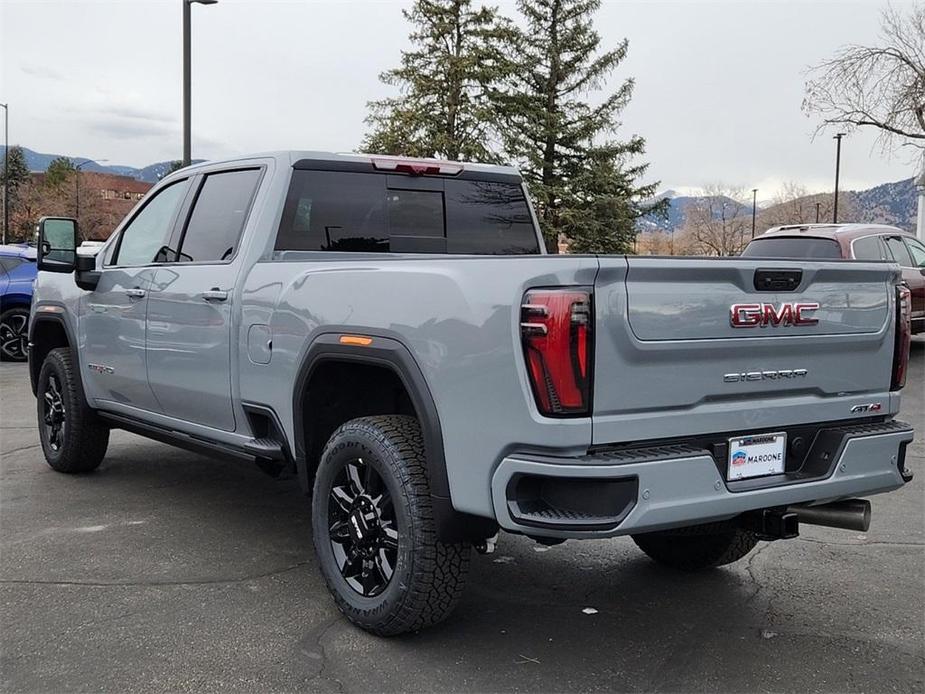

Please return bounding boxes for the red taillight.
[892,284,912,390]
[521,288,592,416]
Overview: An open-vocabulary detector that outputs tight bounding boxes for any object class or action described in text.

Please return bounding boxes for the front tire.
[312,415,471,636]
[632,522,758,571]
[37,347,109,473]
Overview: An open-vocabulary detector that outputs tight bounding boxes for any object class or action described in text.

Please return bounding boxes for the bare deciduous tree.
[677,186,752,256]
[803,4,925,160]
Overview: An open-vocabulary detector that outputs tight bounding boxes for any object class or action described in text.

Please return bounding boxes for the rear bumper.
[491,420,914,539]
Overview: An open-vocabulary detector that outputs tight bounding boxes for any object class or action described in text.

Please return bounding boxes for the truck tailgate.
[591,257,901,445]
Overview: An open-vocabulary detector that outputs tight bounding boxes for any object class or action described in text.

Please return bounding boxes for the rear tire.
[632,522,758,571]
[37,347,109,473]
[312,415,471,636]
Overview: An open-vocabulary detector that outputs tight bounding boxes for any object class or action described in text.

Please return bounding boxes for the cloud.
[88,119,175,140]
[103,105,175,124]
[19,63,65,81]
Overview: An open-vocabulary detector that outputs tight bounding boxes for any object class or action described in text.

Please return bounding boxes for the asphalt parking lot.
[1,341,923,693]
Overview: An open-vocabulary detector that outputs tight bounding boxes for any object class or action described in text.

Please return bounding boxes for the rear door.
[145,167,263,432]
[591,257,900,445]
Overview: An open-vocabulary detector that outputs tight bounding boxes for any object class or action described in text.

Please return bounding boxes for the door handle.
[202,289,229,302]
[124,288,146,299]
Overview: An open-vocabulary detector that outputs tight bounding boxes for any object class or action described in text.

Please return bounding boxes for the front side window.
[884,236,914,267]
[114,179,190,266]
[176,169,262,262]
[903,237,925,268]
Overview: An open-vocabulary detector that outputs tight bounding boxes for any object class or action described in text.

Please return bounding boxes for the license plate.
[727,432,786,480]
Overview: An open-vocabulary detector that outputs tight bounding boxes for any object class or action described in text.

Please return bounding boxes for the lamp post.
[832,133,846,223]
[751,188,758,238]
[1,103,8,245]
[183,0,218,167]
[74,159,108,232]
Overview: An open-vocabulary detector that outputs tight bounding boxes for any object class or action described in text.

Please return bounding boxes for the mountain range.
[1,145,203,183]
[642,177,919,233]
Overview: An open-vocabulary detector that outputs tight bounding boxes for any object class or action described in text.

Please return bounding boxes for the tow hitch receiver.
[741,509,800,540]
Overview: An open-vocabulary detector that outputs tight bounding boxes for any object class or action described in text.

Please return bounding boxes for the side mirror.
[37,217,78,273]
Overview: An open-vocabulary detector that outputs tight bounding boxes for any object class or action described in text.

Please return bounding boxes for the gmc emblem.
[730,302,819,328]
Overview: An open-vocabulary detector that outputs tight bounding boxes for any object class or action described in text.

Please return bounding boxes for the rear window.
[274,170,540,255]
[742,236,842,259]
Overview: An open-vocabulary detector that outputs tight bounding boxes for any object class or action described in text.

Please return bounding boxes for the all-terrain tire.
[37,347,109,473]
[312,415,471,636]
[632,522,759,571]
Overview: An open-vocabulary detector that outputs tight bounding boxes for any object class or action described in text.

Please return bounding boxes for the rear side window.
[884,236,914,267]
[852,236,885,261]
[741,237,842,259]
[275,170,540,255]
[177,169,262,262]
[0,257,24,273]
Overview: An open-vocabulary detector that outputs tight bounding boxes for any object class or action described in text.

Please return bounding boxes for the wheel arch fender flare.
[291,331,497,543]
[29,311,82,398]
[292,332,450,500]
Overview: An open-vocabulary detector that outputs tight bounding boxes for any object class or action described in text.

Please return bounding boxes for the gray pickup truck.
[29,152,915,635]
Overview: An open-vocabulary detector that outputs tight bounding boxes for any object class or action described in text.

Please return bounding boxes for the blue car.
[0,244,37,361]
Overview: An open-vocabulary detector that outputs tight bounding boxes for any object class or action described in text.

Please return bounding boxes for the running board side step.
[242,437,284,460]
[98,412,255,463]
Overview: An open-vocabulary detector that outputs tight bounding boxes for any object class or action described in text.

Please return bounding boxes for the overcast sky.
[0,0,918,196]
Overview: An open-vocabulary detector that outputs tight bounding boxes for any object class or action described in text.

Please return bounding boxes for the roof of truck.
[172,151,522,178]
[755,223,912,241]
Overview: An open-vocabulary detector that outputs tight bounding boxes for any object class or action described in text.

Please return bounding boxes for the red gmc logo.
[730,302,820,328]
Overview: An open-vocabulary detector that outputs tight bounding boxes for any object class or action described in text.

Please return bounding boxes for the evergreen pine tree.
[1,146,31,195]
[2,146,33,241]
[495,0,665,252]
[362,0,513,162]
[45,157,75,190]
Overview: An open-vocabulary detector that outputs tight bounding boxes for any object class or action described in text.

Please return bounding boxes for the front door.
[145,167,263,432]
[79,178,192,412]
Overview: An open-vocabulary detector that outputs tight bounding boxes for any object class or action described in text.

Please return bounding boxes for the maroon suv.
[743,224,925,334]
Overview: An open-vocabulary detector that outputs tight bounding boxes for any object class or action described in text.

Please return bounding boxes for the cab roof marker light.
[370,157,464,176]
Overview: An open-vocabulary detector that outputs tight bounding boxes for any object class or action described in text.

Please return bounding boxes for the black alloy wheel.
[328,457,399,597]
[0,308,29,361]
[42,373,67,452]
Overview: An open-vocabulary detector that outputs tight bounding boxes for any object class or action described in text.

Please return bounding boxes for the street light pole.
[183,0,218,167]
[833,133,846,224]
[1,103,8,245]
[74,159,108,224]
[751,188,758,238]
